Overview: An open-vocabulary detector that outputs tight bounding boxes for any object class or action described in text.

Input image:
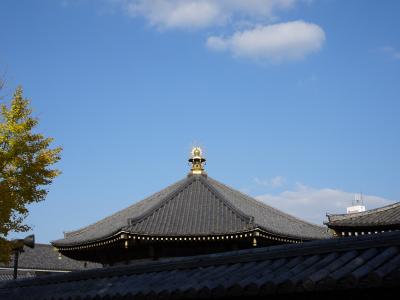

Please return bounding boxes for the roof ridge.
[197,176,254,228]
[53,177,189,243]
[327,201,399,223]
[207,177,326,229]
[124,176,196,229]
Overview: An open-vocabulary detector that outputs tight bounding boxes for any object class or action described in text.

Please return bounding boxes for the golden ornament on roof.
[192,147,202,158]
[189,147,206,175]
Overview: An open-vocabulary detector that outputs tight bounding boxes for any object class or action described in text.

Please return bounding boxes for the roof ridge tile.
[198,176,254,227]
[125,177,195,228]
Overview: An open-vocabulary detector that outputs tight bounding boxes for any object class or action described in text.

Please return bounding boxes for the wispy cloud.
[122,0,297,30]
[254,175,286,188]
[379,46,400,60]
[256,183,393,225]
[206,20,325,62]
[125,1,222,29]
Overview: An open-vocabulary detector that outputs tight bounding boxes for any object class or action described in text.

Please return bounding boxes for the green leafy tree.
[0,87,61,263]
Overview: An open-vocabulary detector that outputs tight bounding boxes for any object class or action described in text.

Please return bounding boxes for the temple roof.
[326,201,400,229]
[53,174,329,247]
[0,244,100,273]
[3,231,400,299]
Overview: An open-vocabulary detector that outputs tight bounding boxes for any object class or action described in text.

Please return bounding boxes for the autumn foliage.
[0,87,61,263]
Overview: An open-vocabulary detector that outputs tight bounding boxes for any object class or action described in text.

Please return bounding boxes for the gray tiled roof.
[0,244,100,272]
[2,231,400,300]
[53,175,329,247]
[0,271,34,281]
[326,201,400,228]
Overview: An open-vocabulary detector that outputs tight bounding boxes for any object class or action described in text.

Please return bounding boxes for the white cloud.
[122,0,297,29]
[380,46,400,60]
[206,20,325,62]
[125,1,221,29]
[256,183,393,225]
[254,175,285,188]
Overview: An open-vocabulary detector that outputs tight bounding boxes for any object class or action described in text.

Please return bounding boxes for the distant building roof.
[0,244,100,272]
[0,271,34,282]
[2,231,400,299]
[326,201,400,230]
[53,175,329,249]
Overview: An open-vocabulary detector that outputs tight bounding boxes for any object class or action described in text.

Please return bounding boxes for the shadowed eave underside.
[52,175,330,248]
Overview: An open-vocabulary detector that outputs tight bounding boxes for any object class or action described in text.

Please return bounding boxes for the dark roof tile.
[2,231,400,300]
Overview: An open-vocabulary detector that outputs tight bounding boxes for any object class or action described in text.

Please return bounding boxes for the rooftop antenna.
[353,192,364,206]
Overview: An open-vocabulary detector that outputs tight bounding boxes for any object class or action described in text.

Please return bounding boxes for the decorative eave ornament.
[189,147,206,175]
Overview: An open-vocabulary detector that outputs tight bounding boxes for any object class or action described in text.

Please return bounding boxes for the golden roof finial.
[189,147,206,175]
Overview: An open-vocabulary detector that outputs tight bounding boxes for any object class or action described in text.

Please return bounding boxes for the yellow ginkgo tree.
[0,87,61,263]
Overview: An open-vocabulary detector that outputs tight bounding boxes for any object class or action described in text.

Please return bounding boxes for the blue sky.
[1,0,399,243]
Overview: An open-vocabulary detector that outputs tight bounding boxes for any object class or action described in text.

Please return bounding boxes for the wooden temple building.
[1,148,400,299]
[326,201,400,237]
[52,148,329,265]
